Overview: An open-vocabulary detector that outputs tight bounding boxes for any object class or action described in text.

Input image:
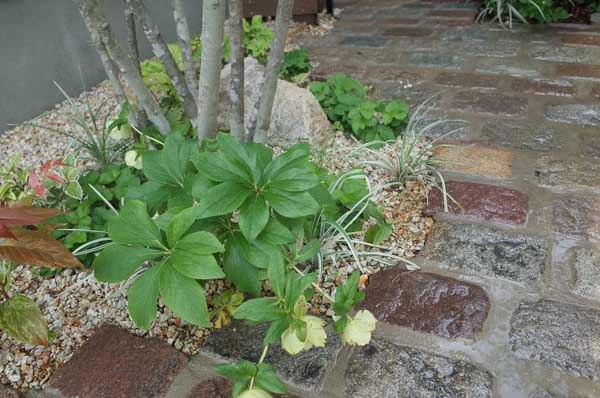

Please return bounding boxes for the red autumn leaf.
[40,158,63,175]
[46,172,67,185]
[0,207,61,227]
[0,228,82,268]
[0,224,16,240]
[28,172,46,199]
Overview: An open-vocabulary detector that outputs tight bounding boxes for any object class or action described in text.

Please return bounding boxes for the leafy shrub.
[310,74,409,143]
[477,0,569,27]
[243,15,273,64]
[0,155,31,206]
[280,48,312,83]
[90,134,381,396]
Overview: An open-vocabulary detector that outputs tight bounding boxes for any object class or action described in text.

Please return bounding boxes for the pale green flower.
[109,124,133,141]
[281,315,327,355]
[341,310,377,346]
[124,150,142,170]
[238,387,272,398]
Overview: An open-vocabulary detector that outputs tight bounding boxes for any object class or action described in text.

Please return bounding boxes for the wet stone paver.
[553,196,600,241]
[425,180,529,225]
[533,155,600,191]
[360,268,490,339]
[480,119,562,151]
[572,249,600,302]
[433,145,513,178]
[344,340,494,397]
[510,300,600,381]
[424,223,547,283]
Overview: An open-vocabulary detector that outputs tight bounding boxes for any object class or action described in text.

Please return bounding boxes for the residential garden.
[1,0,600,397]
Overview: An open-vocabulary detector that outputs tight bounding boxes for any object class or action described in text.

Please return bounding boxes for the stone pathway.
[14,0,600,397]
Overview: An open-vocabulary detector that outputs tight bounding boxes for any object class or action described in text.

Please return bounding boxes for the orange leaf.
[0,224,16,240]
[0,207,62,228]
[0,229,83,268]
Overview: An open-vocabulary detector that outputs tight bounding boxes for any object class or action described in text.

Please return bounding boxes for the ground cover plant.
[310,74,409,143]
[476,0,599,26]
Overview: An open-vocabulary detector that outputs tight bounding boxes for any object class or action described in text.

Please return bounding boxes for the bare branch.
[73,0,170,134]
[197,0,226,141]
[127,0,198,120]
[124,4,147,128]
[170,0,198,102]
[228,0,245,138]
[251,0,294,143]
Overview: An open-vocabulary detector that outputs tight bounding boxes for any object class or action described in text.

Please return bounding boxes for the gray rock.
[533,155,600,190]
[424,223,547,283]
[530,46,593,64]
[553,197,600,242]
[510,300,600,381]
[456,41,520,58]
[340,36,386,48]
[415,116,468,140]
[480,119,561,151]
[572,249,600,302]
[344,340,493,397]
[545,104,600,127]
[201,320,341,391]
[409,53,465,70]
[218,57,333,148]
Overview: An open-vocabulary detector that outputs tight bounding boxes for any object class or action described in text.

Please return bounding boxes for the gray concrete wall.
[0,0,203,132]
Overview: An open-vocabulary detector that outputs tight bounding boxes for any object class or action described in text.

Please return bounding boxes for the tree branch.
[127,0,197,120]
[170,0,198,103]
[73,0,171,134]
[228,0,245,138]
[197,0,226,141]
[124,3,148,128]
[250,0,294,143]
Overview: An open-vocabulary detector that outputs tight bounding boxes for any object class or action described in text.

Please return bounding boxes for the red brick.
[47,325,187,398]
[557,64,600,80]
[434,71,500,89]
[361,268,490,339]
[425,180,529,225]
[451,91,527,116]
[510,78,576,96]
[561,34,600,47]
[428,9,477,18]
[384,27,434,37]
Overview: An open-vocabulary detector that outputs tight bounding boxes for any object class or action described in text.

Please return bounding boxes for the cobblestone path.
[24,1,600,397]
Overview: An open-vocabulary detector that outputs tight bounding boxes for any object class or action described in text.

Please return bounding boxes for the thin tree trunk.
[73,0,171,134]
[228,0,245,138]
[125,3,148,128]
[250,0,294,143]
[170,0,198,103]
[127,0,198,120]
[197,0,226,141]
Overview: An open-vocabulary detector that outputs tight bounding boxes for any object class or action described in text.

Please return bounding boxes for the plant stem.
[249,344,270,390]
[291,265,334,302]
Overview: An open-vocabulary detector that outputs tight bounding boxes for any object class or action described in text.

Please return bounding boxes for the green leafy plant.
[28,83,127,167]
[280,48,312,83]
[310,74,409,143]
[0,154,31,206]
[243,15,273,64]
[477,0,568,27]
[350,100,461,212]
[209,289,244,328]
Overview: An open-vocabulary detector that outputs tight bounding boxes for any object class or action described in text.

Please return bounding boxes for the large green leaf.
[191,151,250,184]
[262,143,310,182]
[107,200,164,248]
[93,245,164,283]
[233,297,282,322]
[256,363,288,395]
[269,167,319,192]
[142,151,172,185]
[194,182,250,218]
[168,254,223,280]
[0,295,48,346]
[159,265,210,327]
[217,134,256,182]
[258,219,295,245]
[265,190,320,218]
[167,207,198,247]
[161,134,195,186]
[223,235,262,297]
[239,195,269,241]
[127,264,162,330]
